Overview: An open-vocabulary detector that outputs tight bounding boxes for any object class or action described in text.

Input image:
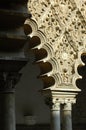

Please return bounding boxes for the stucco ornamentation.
[26,0,86,91]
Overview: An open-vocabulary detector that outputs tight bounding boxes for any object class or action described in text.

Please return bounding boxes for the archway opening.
[74,53,86,126]
[76,53,86,89]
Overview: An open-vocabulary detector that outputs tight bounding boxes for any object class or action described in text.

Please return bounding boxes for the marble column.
[45,97,61,130]
[0,72,21,130]
[62,102,72,130]
[51,102,61,130]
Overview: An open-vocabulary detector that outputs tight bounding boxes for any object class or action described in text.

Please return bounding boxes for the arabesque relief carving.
[25,0,86,91]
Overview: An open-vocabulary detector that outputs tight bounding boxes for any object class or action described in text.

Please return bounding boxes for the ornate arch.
[24,0,86,93]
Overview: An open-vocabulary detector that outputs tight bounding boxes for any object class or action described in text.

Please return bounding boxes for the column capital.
[62,97,76,111]
[42,88,77,111]
[61,97,76,104]
[0,72,21,93]
[63,102,72,111]
[45,96,76,111]
[52,102,60,111]
[45,97,61,111]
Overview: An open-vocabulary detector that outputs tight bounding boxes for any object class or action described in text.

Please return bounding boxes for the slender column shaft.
[51,110,61,130]
[0,72,21,130]
[0,93,15,130]
[62,103,72,130]
[51,103,61,130]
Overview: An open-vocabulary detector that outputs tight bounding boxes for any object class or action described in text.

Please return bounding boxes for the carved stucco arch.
[24,0,86,93]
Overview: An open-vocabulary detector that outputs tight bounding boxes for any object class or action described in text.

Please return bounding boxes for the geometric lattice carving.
[25,0,86,92]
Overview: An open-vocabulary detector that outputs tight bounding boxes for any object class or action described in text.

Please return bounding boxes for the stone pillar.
[45,97,61,130]
[62,102,72,130]
[51,102,61,130]
[0,72,21,130]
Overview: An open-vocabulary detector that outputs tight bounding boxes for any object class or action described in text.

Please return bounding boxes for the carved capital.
[42,87,77,112]
[63,102,72,111]
[45,97,61,110]
[0,72,21,93]
[52,102,60,111]
[45,96,76,111]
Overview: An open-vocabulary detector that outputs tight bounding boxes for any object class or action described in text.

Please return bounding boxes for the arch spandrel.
[25,0,86,92]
